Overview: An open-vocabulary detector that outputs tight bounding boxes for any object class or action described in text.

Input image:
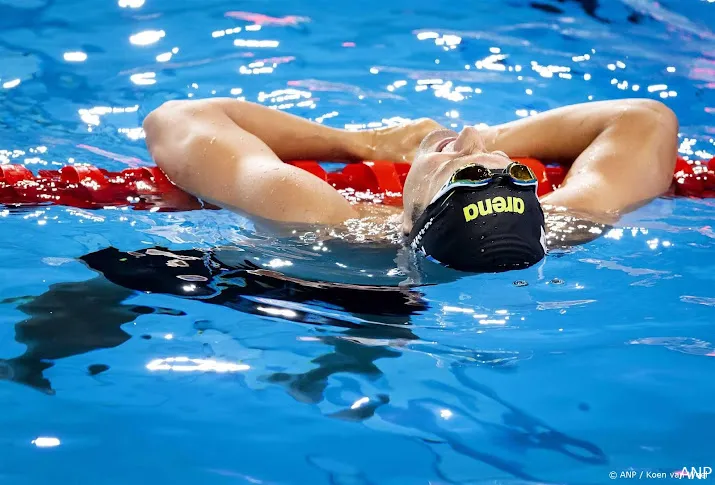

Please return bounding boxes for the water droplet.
[513,280,528,287]
[302,232,317,243]
[202,343,215,357]
[551,277,564,285]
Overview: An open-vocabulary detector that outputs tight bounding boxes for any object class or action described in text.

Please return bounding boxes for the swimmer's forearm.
[479,99,674,161]
[193,98,372,162]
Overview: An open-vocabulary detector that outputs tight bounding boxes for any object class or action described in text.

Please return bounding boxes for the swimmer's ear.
[399,211,410,236]
[401,203,422,236]
[394,246,458,287]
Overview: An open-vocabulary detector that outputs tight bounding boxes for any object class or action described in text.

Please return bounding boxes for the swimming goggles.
[429,162,538,205]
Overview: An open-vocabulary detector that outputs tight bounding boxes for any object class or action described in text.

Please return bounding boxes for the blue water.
[2,0,715,483]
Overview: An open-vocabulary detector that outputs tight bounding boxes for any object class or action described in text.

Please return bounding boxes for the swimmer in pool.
[143,98,678,272]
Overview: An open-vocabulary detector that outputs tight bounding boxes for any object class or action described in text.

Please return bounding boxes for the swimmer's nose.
[452,126,487,154]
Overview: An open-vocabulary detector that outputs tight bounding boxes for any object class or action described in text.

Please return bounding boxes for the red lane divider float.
[0,164,211,211]
[672,157,715,198]
[291,160,408,205]
[0,156,713,211]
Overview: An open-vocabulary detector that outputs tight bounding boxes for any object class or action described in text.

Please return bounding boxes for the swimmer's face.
[401,126,512,234]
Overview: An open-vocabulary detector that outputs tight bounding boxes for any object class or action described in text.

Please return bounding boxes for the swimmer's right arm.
[143,98,360,224]
[171,98,442,163]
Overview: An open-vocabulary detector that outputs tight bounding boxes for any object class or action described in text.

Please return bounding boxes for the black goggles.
[430,162,538,205]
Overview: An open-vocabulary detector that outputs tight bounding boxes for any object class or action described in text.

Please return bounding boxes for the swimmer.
[143,98,678,272]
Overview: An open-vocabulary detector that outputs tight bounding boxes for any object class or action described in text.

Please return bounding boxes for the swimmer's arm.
[143,99,358,224]
[480,99,678,222]
[189,98,442,164]
[184,98,377,162]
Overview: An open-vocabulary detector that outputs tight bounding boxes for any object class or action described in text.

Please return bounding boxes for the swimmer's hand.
[364,118,445,164]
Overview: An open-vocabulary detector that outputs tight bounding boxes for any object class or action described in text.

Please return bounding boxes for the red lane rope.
[0,156,713,211]
[0,164,212,211]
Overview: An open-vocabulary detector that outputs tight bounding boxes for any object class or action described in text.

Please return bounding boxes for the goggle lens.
[451,165,493,183]
[508,163,537,182]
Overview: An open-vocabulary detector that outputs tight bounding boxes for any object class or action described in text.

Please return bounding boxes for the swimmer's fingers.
[370,118,446,164]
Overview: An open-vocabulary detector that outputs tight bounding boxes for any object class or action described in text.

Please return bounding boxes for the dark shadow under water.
[1,246,425,402]
[0,245,607,480]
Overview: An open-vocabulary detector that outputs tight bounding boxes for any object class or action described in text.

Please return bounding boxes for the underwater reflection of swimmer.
[0,277,167,393]
[0,247,607,481]
[1,246,426,410]
[377,365,607,482]
[0,276,187,394]
[75,248,608,476]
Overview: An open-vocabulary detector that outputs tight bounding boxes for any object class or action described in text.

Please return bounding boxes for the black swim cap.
[407,172,547,273]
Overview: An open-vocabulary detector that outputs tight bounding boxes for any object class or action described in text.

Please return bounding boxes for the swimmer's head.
[402,126,546,272]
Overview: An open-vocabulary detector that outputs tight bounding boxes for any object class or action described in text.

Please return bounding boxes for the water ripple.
[680,295,715,307]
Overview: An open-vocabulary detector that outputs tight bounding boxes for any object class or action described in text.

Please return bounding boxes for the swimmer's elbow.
[614,100,678,136]
[144,98,220,131]
[143,105,176,174]
[143,101,177,152]
[143,100,193,142]
[143,100,214,173]
[634,99,678,131]
[615,100,679,191]
[641,101,679,192]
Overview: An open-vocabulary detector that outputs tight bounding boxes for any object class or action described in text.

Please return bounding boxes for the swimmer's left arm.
[480,99,679,222]
[540,101,678,221]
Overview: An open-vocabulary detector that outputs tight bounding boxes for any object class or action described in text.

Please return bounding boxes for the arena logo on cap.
[463,196,524,222]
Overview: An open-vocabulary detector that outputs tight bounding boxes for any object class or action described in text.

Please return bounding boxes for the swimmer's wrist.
[341,129,377,162]
[350,127,402,163]
[478,125,501,152]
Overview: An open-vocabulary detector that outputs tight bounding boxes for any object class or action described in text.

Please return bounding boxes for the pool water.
[1,0,714,483]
